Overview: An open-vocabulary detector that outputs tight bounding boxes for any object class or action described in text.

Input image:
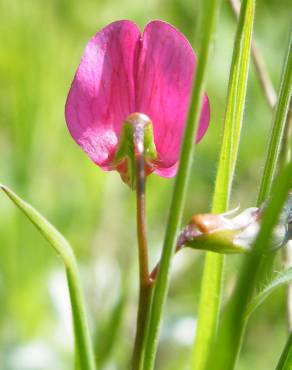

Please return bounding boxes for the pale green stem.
[257,31,292,205]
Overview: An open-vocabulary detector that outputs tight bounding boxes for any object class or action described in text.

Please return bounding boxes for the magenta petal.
[195,94,211,143]
[135,21,193,170]
[154,162,178,178]
[65,20,140,168]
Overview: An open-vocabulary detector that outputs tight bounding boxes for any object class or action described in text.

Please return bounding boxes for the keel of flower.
[113,113,157,189]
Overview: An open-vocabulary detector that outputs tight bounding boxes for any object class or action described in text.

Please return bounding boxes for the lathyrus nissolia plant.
[65,20,210,368]
[1,2,292,370]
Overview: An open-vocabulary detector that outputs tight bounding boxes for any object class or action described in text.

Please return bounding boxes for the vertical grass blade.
[257,30,292,205]
[276,331,292,370]
[191,1,254,369]
[0,184,96,370]
[228,0,277,109]
[141,0,221,368]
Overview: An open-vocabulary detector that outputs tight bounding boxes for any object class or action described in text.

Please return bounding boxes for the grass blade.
[228,0,277,109]
[0,184,96,370]
[191,1,254,369]
[141,0,221,368]
[257,30,292,205]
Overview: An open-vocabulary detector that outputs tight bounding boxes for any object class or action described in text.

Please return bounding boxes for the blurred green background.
[0,0,291,369]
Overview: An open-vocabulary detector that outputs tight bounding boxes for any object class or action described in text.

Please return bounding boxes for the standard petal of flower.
[65,20,140,168]
[195,94,211,143]
[136,20,210,175]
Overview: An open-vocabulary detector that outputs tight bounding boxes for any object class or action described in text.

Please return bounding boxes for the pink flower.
[65,20,210,179]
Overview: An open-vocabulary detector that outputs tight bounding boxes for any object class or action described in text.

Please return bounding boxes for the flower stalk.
[132,117,153,370]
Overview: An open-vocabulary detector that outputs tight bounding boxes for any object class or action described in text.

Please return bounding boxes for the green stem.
[142,1,221,369]
[132,149,153,370]
[254,30,292,323]
[66,262,97,370]
[257,31,292,205]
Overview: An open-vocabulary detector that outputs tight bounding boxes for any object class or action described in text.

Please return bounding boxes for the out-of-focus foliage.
[0,0,290,369]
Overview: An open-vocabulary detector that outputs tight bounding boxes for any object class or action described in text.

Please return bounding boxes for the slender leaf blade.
[191,1,255,369]
[0,184,96,370]
[257,30,292,205]
[0,184,74,265]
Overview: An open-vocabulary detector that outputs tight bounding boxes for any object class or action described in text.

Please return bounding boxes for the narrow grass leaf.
[0,184,96,370]
[191,1,254,369]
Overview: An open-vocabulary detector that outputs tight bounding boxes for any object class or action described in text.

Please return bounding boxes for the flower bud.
[179,193,292,255]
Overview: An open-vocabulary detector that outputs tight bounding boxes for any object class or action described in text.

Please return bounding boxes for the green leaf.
[191,0,254,369]
[141,0,222,369]
[0,184,96,370]
[246,267,292,318]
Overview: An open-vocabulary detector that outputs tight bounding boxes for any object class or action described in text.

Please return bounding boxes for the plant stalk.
[132,148,152,370]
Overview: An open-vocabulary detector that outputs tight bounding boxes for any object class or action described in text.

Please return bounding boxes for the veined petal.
[136,20,210,176]
[65,20,140,168]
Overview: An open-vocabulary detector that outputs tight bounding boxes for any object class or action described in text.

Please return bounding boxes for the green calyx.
[185,230,249,254]
[114,114,157,189]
